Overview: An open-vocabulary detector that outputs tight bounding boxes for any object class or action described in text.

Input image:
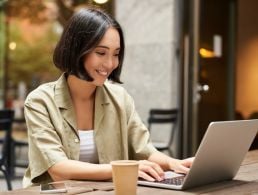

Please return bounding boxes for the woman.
[23,7,193,187]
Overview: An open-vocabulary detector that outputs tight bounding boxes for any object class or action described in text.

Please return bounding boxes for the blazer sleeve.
[24,92,68,183]
[124,92,158,160]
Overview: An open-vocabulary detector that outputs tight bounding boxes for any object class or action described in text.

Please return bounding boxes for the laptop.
[138,119,258,190]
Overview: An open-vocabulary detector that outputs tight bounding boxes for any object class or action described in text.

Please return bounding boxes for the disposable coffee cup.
[111,160,139,195]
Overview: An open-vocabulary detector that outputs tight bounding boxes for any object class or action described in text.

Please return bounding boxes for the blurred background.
[1,0,258,190]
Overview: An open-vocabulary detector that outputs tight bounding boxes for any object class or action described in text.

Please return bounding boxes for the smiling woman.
[23,7,194,188]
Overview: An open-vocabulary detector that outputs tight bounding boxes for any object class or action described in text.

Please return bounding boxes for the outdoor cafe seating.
[0,109,14,190]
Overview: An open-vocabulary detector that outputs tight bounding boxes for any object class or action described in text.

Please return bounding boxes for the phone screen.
[40,182,67,194]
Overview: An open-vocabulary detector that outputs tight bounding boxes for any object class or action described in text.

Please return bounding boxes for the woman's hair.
[53,8,124,83]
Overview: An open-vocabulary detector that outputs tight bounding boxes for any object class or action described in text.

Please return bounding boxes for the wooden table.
[2,150,258,195]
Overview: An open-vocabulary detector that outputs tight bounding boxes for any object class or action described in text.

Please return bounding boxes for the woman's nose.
[103,56,115,68]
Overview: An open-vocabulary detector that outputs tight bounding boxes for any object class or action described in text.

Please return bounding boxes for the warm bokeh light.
[199,48,215,58]
[9,42,17,50]
[93,0,109,4]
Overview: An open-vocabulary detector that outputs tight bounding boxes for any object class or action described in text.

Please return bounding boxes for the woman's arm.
[48,159,166,182]
[48,160,112,181]
[48,154,194,182]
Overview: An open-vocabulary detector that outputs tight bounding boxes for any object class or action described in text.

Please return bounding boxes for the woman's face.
[84,27,120,86]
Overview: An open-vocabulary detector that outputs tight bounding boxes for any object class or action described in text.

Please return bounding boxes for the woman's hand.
[138,160,164,181]
[147,151,195,176]
[168,157,194,174]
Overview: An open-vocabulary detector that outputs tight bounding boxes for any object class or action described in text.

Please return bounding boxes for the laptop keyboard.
[155,175,185,186]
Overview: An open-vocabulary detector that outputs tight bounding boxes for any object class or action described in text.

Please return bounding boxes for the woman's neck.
[67,75,96,101]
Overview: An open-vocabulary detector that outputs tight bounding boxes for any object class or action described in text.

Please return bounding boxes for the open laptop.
[138,119,258,190]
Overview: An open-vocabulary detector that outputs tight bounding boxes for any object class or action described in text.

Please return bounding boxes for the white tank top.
[78,130,99,163]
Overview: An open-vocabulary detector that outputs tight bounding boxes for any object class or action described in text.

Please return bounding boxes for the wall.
[115,0,179,122]
[236,0,258,119]
[115,0,180,156]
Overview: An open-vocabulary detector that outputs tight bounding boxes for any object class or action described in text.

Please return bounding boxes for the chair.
[0,109,14,190]
[147,108,178,156]
[12,118,28,168]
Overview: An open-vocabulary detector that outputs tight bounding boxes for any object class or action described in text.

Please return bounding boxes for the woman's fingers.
[138,160,164,181]
[169,157,194,174]
[174,164,190,174]
[182,157,194,167]
[138,171,156,181]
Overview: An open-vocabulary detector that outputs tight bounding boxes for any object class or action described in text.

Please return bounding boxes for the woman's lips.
[96,69,108,76]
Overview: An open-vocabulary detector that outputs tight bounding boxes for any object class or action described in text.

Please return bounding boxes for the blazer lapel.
[55,74,77,133]
[94,84,109,133]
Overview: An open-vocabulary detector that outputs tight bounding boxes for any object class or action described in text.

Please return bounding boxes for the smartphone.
[40,182,67,194]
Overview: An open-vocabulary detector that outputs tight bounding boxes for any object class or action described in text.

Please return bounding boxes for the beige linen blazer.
[23,74,157,187]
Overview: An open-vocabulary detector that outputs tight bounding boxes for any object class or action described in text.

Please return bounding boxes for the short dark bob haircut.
[53,8,124,83]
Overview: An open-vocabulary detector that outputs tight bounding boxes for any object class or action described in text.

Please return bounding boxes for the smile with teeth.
[96,69,108,76]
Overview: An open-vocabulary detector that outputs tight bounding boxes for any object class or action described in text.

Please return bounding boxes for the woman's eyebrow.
[96,45,120,50]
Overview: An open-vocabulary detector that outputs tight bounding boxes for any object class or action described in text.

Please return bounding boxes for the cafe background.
[1,0,258,161]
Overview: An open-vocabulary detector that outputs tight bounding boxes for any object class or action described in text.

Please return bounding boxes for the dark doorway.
[180,0,236,157]
[197,0,236,144]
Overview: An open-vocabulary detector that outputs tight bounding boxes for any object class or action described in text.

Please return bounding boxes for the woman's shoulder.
[25,80,58,103]
[102,81,134,105]
[104,81,126,93]
[25,74,66,102]
[103,81,131,99]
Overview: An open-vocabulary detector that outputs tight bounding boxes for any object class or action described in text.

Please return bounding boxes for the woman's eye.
[114,53,119,57]
[96,52,105,56]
